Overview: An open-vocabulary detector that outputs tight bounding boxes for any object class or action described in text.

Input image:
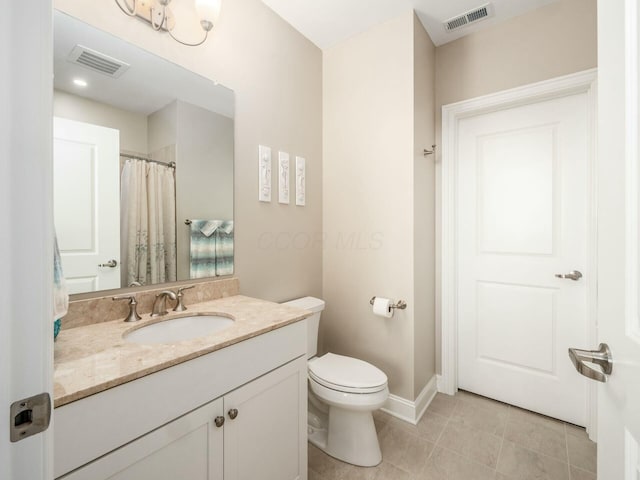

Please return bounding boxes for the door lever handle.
[555,270,582,281]
[98,259,118,268]
[568,343,613,383]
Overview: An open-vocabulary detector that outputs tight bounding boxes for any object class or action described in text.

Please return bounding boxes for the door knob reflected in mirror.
[98,259,118,268]
[555,270,582,281]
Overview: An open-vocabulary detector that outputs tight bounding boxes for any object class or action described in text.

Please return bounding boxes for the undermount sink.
[124,314,234,344]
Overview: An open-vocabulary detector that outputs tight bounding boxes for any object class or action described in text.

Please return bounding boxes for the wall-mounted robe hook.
[423,145,437,156]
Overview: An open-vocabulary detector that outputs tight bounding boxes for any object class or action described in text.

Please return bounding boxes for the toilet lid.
[308,353,387,392]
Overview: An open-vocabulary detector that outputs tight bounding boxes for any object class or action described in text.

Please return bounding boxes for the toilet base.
[308,405,382,467]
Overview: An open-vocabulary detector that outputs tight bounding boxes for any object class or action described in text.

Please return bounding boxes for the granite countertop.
[54,295,310,408]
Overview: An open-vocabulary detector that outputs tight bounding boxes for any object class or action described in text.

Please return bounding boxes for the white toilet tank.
[283,297,325,358]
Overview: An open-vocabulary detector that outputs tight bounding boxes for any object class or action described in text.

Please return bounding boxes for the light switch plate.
[295,156,306,206]
[278,151,290,204]
[258,145,272,202]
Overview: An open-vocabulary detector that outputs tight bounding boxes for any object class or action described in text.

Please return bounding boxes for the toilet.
[283,297,389,467]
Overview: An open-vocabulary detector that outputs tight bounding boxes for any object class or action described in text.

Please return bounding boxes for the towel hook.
[423,145,437,156]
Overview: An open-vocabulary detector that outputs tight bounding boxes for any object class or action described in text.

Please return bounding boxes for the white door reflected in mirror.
[54,117,120,294]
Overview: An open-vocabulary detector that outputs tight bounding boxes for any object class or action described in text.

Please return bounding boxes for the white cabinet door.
[60,398,224,480]
[224,357,307,480]
[53,117,121,293]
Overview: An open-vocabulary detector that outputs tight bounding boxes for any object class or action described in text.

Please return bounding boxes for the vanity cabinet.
[59,358,305,480]
[55,321,308,480]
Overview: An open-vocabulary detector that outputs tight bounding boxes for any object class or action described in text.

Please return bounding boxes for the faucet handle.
[174,285,195,312]
[112,295,142,323]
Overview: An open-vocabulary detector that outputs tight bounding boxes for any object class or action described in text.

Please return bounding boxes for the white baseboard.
[380,375,437,425]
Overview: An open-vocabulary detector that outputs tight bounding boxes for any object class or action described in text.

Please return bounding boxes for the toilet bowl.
[283,297,389,467]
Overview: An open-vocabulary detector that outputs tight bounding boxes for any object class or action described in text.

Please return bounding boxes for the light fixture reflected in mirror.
[115,0,221,46]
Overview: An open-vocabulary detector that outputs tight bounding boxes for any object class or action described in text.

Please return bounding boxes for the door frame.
[439,68,599,439]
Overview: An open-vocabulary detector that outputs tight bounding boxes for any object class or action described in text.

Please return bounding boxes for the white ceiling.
[261,0,559,48]
[54,11,234,118]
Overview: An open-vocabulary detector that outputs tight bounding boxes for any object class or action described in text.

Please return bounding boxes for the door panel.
[458,93,589,425]
[477,125,555,255]
[476,282,556,374]
[53,117,120,293]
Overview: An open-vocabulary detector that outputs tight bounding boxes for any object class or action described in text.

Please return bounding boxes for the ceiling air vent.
[67,45,130,78]
[444,3,494,32]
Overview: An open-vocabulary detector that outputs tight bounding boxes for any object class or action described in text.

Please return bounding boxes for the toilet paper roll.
[373,297,393,318]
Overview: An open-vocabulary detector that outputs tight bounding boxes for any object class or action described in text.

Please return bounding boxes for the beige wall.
[53,90,148,154]
[323,12,436,400]
[176,101,234,280]
[435,0,597,111]
[55,0,323,301]
[147,101,177,155]
[412,16,436,398]
[433,0,597,372]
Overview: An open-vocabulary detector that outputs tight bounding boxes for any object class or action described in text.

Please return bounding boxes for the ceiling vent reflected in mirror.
[444,3,494,31]
[68,45,130,78]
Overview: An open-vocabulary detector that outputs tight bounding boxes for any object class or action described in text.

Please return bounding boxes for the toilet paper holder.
[369,297,407,310]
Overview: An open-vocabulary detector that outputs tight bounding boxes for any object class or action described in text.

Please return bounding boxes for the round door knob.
[214,416,225,428]
[228,408,238,420]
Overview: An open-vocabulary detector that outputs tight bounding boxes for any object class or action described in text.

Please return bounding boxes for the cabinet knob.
[228,408,238,420]
[214,416,225,428]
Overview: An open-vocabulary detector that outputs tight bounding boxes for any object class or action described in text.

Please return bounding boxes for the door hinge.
[10,393,51,442]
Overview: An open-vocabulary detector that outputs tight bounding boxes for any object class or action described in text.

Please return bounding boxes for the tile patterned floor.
[308,390,597,480]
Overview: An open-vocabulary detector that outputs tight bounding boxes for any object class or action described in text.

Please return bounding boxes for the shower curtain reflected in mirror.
[120,158,177,287]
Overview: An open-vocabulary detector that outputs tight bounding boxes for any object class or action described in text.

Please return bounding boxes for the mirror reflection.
[53,11,234,295]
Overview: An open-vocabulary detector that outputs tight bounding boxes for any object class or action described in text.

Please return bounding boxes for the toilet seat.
[309,376,390,411]
[308,353,388,394]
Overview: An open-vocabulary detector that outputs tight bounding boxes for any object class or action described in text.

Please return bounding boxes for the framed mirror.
[53,11,234,295]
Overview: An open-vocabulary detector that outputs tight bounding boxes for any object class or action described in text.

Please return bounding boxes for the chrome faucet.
[151,290,177,317]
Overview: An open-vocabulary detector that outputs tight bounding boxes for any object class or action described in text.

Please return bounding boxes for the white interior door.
[457,92,591,426]
[53,117,120,293]
[1,0,54,478]
[595,0,640,477]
